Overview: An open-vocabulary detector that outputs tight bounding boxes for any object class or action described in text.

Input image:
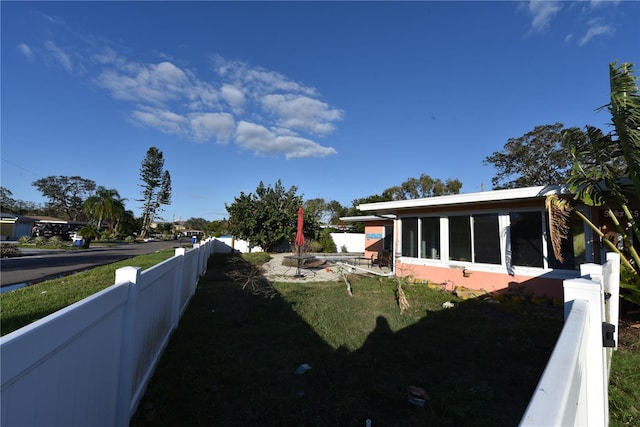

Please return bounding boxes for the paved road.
[0,240,188,288]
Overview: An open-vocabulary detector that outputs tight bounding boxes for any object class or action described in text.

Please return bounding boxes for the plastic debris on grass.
[295,363,312,375]
[408,385,430,407]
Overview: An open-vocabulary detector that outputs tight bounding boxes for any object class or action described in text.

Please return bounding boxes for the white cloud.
[220,84,245,111]
[34,30,343,158]
[187,81,220,111]
[44,40,73,72]
[589,0,621,8]
[525,1,562,34]
[579,21,614,45]
[235,121,336,158]
[17,43,34,61]
[130,107,186,135]
[96,61,197,106]
[214,55,318,97]
[276,136,338,159]
[189,112,235,143]
[261,94,344,135]
[234,121,274,151]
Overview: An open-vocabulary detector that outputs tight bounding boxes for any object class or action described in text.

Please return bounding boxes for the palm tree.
[83,187,126,235]
[78,225,100,248]
[551,61,640,304]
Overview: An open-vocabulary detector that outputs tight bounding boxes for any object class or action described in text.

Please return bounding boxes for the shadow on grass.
[131,254,562,426]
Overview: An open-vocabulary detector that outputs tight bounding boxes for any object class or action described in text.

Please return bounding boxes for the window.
[401,217,418,257]
[473,214,501,264]
[449,216,471,261]
[420,217,440,259]
[510,212,543,268]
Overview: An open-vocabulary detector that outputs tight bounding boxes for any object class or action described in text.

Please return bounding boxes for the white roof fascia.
[340,214,396,222]
[358,185,570,212]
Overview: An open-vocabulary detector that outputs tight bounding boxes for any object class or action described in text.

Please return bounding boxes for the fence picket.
[520,253,620,427]
[0,239,215,427]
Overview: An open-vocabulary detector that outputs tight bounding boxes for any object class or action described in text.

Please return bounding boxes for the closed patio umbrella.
[296,207,305,247]
[295,207,304,276]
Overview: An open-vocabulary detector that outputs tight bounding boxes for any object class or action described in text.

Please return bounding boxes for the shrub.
[125,235,135,243]
[1,243,21,258]
[33,236,47,246]
[318,229,336,253]
[48,236,64,248]
[18,236,31,244]
[100,231,114,241]
[309,240,323,253]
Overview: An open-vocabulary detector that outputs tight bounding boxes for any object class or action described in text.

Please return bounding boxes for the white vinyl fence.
[0,239,215,427]
[330,232,365,253]
[213,234,365,254]
[520,252,621,426]
[213,236,263,253]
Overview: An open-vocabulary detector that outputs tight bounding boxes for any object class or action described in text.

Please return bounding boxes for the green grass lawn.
[131,254,566,426]
[3,252,637,425]
[0,248,175,336]
[609,312,640,427]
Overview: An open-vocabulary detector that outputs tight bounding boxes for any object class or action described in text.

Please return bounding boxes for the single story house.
[30,216,85,239]
[345,185,638,299]
[0,213,36,241]
[0,214,86,240]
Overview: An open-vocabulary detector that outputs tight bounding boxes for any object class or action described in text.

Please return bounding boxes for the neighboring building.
[30,216,85,240]
[182,229,204,238]
[0,214,86,240]
[0,213,36,240]
[348,185,637,299]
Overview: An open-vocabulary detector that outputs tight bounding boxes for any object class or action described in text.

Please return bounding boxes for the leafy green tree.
[552,61,640,305]
[382,174,463,200]
[83,186,125,234]
[484,123,585,189]
[78,225,100,248]
[32,176,96,220]
[325,200,348,225]
[9,199,45,216]
[209,220,229,237]
[303,198,328,240]
[226,180,303,252]
[0,187,16,212]
[184,217,210,233]
[116,209,139,237]
[138,147,172,238]
[299,198,349,228]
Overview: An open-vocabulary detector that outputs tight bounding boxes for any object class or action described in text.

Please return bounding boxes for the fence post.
[172,248,186,325]
[604,253,620,351]
[563,274,608,426]
[114,266,141,427]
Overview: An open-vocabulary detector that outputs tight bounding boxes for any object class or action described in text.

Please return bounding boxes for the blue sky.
[2,1,639,221]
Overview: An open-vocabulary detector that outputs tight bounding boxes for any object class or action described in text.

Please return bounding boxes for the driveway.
[0,240,188,288]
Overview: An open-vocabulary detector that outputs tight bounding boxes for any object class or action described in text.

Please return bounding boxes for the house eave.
[358,185,571,214]
[340,214,396,223]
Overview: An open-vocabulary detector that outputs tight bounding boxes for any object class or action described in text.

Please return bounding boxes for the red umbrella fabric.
[295,207,305,247]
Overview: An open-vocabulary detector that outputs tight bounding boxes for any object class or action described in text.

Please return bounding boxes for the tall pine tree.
[138,147,172,238]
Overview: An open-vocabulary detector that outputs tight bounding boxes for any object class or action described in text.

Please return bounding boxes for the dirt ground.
[618,308,640,347]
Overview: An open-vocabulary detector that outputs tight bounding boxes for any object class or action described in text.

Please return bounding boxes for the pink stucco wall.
[364,223,386,260]
[395,261,564,299]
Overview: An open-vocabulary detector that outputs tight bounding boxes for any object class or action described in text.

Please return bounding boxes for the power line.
[1,157,43,178]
